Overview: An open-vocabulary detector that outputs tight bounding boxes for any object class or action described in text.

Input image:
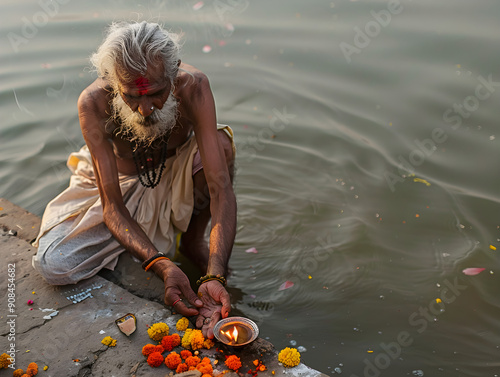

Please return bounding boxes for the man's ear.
[177,59,181,67]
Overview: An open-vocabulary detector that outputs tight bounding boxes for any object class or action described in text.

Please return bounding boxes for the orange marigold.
[165,352,182,370]
[202,374,213,377]
[154,345,164,354]
[196,362,213,375]
[176,363,188,373]
[200,357,211,365]
[0,353,12,369]
[146,352,164,367]
[26,362,38,376]
[225,355,242,371]
[21,375,30,377]
[203,338,215,349]
[13,369,25,377]
[142,344,156,356]
[161,333,181,351]
[185,355,201,367]
[180,350,193,359]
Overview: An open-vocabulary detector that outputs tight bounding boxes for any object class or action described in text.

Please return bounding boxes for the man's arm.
[187,72,236,337]
[77,87,202,316]
[190,73,236,278]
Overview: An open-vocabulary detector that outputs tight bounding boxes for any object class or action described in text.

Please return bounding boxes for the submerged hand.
[160,263,203,317]
[195,280,231,339]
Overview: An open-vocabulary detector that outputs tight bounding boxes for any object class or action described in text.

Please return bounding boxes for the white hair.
[90,21,181,88]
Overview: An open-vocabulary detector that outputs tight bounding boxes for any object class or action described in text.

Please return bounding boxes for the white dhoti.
[32,125,234,285]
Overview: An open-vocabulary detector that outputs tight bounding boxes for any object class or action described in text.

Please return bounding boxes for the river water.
[1,0,500,375]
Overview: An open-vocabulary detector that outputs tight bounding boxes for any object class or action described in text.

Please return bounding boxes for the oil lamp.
[213,317,259,347]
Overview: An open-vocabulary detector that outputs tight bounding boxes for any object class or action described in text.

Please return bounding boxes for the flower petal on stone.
[245,247,258,253]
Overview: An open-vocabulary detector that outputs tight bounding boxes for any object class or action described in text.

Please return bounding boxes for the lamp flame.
[222,326,239,343]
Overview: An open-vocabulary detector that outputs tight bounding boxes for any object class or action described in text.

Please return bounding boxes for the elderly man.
[32,21,236,338]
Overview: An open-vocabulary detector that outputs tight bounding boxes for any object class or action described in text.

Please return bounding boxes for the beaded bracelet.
[142,252,170,271]
[196,274,227,287]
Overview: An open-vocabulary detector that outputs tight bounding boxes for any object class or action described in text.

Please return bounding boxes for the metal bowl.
[213,316,259,346]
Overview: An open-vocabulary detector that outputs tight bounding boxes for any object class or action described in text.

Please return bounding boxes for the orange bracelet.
[144,256,169,272]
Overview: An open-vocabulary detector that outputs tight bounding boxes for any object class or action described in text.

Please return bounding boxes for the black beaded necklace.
[131,140,168,189]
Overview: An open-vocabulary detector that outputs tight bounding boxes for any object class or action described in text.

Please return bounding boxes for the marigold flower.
[278,347,300,367]
[146,351,164,367]
[13,369,25,377]
[185,355,201,367]
[190,329,205,350]
[154,345,164,354]
[26,362,38,376]
[225,355,242,371]
[180,350,192,359]
[201,374,212,377]
[0,353,12,369]
[161,333,181,351]
[200,357,211,365]
[181,328,193,349]
[203,338,215,349]
[176,317,190,331]
[196,362,213,375]
[258,364,267,371]
[147,322,169,342]
[165,352,182,370]
[176,363,189,373]
[101,336,117,347]
[142,344,156,356]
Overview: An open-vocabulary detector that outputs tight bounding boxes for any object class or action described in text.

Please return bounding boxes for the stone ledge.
[0,199,328,377]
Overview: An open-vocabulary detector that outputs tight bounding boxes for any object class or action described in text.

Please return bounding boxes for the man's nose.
[138,101,154,118]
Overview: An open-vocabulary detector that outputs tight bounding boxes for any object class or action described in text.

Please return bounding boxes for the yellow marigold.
[190,329,205,350]
[26,362,38,376]
[181,328,193,349]
[176,317,190,331]
[278,347,300,367]
[101,336,117,347]
[147,322,169,342]
[0,353,12,369]
[13,369,25,377]
[203,338,215,349]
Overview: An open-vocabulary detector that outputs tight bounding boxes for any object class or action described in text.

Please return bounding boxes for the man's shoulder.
[78,78,111,115]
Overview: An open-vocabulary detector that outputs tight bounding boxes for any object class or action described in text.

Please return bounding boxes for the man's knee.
[217,129,235,166]
[33,238,79,285]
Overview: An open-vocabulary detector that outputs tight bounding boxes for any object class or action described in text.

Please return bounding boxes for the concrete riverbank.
[0,198,328,377]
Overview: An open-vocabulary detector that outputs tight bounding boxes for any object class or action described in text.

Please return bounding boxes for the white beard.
[112,92,179,147]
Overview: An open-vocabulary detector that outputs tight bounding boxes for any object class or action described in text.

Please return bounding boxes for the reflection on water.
[2,0,500,375]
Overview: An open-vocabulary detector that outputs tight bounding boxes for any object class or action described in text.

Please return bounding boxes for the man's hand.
[158,262,203,317]
[195,280,231,339]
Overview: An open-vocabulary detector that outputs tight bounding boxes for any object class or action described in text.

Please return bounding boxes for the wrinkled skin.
[195,280,231,338]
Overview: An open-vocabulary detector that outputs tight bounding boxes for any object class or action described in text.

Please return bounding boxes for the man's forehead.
[118,72,168,94]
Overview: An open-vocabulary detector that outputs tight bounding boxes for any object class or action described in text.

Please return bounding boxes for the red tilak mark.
[135,77,149,96]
